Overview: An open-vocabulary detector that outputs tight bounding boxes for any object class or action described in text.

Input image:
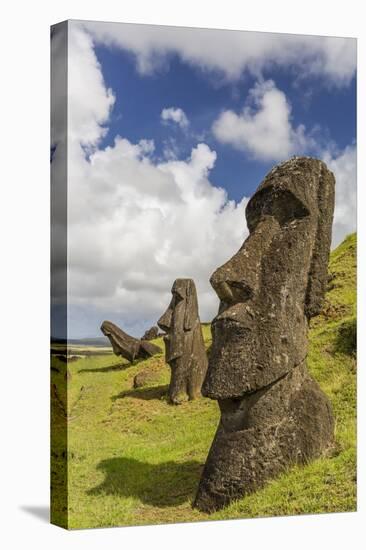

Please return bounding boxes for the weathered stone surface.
[158,279,208,404]
[194,157,335,512]
[100,320,161,363]
[133,370,153,388]
[142,326,159,341]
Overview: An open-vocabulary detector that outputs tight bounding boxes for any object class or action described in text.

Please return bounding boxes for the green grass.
[51,233,357,529]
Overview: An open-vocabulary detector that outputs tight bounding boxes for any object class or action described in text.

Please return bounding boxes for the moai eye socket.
[246,187,310,232]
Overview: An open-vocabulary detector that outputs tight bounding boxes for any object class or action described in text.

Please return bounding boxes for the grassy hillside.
[51,234,356,529]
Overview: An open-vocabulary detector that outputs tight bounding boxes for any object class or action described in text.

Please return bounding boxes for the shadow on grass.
[112,384,169,401]
[79,356,151,374]
[79,362,132,374]
[88,456,203,507]
[334,317,357,357]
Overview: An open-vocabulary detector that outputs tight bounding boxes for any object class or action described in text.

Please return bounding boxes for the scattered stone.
[158,279,208,404]
[194,157,335,513]
[100,321,161,363]
[133,370,159,388]
[142,326,159,341]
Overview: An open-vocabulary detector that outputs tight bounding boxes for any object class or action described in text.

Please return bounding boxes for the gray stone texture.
[194,157,336,512]
[142,326,159,341]
[158,279,208,404]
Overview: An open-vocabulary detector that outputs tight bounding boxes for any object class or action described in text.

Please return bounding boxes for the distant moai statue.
[101,321,161,363]
[194,157,335,513]
[158,279,208,404]
[142,326,159,341]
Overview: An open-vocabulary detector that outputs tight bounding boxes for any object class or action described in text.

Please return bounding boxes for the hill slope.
[51,234,357,528]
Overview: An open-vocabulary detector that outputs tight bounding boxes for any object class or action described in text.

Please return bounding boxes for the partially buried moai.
[158,279,208,404]
[194,157,335,513]
[100,321,161,363]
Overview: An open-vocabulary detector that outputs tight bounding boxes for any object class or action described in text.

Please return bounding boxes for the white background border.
[1,1,364,548]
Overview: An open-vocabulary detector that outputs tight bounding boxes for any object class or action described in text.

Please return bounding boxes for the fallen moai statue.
[194,157,335,512]
[100,320,161,363]
[158,278,208,404]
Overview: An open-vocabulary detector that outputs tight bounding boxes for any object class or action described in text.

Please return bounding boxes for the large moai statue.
[158,279,208,404]
[101,321,161,363]
[194,157,335,513]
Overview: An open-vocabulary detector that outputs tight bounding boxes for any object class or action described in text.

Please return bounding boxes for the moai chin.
[158,278,208,404]
[194,157,336,513]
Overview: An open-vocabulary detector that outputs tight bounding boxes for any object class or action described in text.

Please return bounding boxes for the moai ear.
[305,164,335,318]
[184,279,199,330]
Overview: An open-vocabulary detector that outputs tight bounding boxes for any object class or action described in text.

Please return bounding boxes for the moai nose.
[210,215,280,305]
[211,277,253,305]
[157,308,172,332]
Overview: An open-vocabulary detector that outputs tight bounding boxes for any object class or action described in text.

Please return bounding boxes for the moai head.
[203,157,335,399]
[158,278,200,361]
[100,320,160,363]
[101,320,140,361]
[142,326,159,341]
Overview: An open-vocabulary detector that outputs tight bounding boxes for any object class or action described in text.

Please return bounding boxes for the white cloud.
[82,20,356,86]
[64,24,248,338]
[68,25,115,149]
[58,22,356,338]
[67,136,248,336]
[212,80,314,161]
[161,107,189,129]
[322,144,357,247]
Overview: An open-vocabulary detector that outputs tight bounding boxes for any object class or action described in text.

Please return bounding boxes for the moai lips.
[194,157,336,513]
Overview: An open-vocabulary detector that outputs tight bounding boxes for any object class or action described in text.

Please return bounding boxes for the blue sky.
[95,43,356,202]
[51,21,356,339]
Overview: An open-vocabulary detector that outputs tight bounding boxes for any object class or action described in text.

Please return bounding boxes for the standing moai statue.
[158,279,208,404]
[101,320,161,363]
[194,157,335,513]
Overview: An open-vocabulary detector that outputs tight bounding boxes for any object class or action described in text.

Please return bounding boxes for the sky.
[51,20,356,339]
